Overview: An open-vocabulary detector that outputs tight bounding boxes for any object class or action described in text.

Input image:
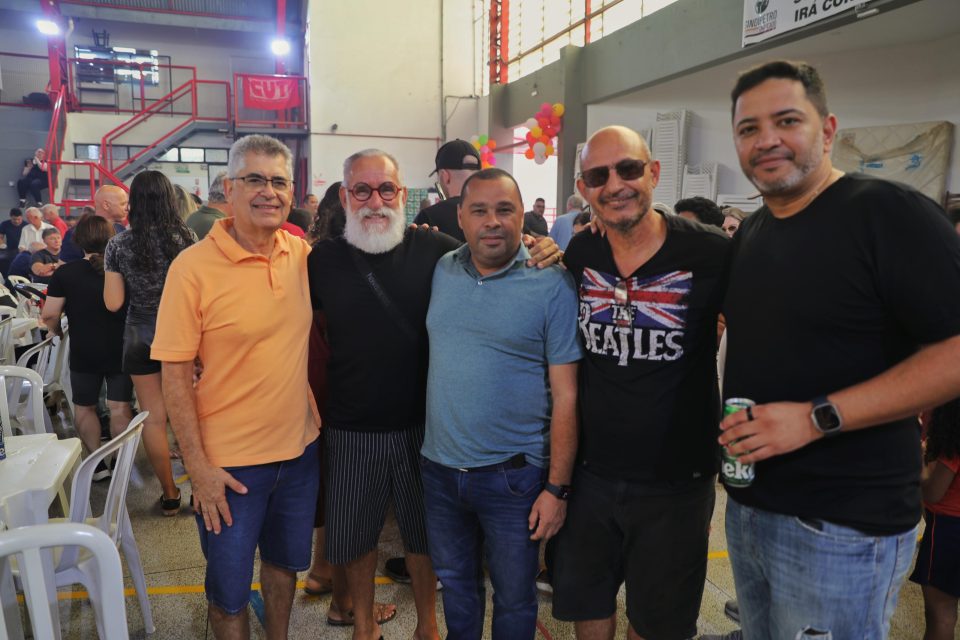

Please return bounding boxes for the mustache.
[356,206,400,219]
[598,189,639,204]
[750,150,794,166]
[478,230,505,240]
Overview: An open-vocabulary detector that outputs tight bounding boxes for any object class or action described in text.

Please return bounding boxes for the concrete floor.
[16,442,943,639]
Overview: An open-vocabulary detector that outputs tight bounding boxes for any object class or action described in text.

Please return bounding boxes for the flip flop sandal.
[160,491,181,517]
[304,573,333,596]
[326,603,397,627]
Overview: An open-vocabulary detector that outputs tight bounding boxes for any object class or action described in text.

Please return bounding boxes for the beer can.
[721,398,755,488]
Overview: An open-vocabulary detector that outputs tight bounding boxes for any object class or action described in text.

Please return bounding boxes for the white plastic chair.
[0,366,48,438]
[0,317,13,367]
[0,522,130,640]
[53,412,155,635]
[15,337,55,434]
[46,329,74,429]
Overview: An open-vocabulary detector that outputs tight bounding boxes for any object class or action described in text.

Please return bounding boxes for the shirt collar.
[454,241,530,279]
[208,217,291,263]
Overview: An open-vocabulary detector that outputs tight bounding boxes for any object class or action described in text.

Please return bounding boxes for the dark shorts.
[910,509,960,597]
[122,310,160,376]
[551,468,716,640]
[70,370,133,406]
[196,438,320,615]
[324,426,429,565]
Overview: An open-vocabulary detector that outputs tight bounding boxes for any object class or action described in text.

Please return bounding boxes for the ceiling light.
[36,19,60,36]
[271,38,291,56]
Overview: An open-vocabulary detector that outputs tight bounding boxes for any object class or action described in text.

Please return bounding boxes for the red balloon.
[540,102,552,112]
[524,148,535,159]
[540,135,550,145]
[544,127,555,138]
[550,115,560,126]
[525,132,535,143]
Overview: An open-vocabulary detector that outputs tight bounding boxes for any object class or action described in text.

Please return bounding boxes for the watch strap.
[544,482,571,500]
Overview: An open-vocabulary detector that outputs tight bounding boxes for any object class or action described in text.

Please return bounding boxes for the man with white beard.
[307,149,560,640]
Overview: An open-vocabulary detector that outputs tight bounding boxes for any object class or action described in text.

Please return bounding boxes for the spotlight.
[271,38,291,56]
[36,19,60,36]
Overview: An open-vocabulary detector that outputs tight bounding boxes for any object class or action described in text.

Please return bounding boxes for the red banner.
[242,76,300,110]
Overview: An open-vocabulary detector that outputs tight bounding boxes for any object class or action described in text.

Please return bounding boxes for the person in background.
[721,207,747,238]
[0,208,25,273]
[549,194,587,250]
[41,204,67,237]
[910,398,960,640]
[186,172,231,240]
[523,197,548,237]
[29,228,63,284]
[41,214,133,480]
[305,181,343,245]
[571,210,591,236]
[104,170,196,516]
[174,184,199,222]
[17,148,47,206]
[675,196,724,229]
[60,186,128,263]
[18,207,54,253]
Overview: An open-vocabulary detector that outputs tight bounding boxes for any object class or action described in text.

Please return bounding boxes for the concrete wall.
[586,32,960,197]
[306,0,479,193]
[1,108,52,207]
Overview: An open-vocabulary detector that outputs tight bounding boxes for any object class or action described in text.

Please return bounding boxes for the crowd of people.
[6,58,960,640]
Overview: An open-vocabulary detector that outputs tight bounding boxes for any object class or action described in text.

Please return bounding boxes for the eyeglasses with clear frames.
[231,173,294,192]
[347,182,402,202]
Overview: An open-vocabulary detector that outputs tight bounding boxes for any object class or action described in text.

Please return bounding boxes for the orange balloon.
[524,148,535,159]
[487,139,497,149]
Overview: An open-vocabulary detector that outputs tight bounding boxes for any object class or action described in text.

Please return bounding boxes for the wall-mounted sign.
[742,0,863,47]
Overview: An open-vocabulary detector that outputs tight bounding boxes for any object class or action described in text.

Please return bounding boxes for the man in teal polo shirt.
[421,167,582,640]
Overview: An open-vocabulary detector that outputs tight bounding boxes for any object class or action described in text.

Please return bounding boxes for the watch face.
[814,403,842,431]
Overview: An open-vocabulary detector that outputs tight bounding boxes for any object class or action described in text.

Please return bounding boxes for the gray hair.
[41,203,59,216]
[227,135,293,179]
[566,194,585,211]
[208,171,228,204]
[342,149,403,186]
[25,207,42,220]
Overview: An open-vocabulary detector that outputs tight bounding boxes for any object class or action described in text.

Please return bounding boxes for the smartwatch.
[544,482,572,500]
[810,395,843,436]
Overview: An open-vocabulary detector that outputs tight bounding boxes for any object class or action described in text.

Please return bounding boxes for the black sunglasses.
[579,159,647,189]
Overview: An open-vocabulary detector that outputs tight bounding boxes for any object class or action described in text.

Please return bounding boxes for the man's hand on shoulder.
[524,234,563,269]
[187,460,248,535]
[528,491,567,541]
[718,401,823,464]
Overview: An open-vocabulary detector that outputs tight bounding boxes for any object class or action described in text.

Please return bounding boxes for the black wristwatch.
[544,482,572,500]
[810,395,843,436]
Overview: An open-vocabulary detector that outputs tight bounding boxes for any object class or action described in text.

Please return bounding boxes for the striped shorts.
[324,425,429,565]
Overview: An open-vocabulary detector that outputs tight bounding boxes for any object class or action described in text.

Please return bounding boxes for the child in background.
[911,398,960,640]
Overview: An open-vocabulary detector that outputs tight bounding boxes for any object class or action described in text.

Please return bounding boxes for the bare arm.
[921,460,956,504]
[31,261,56,277]
[721,335,960,464]
[529,362,578,541]
[103,270,126,311]
[40,296,64,336]
[162,361,247,534]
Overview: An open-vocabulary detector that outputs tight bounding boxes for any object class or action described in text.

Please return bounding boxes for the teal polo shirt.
[422,242,583,469]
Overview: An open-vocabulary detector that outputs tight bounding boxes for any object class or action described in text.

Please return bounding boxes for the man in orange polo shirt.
[153,134,320,639]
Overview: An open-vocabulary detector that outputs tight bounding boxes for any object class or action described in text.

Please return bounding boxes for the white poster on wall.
[742,0,862,47]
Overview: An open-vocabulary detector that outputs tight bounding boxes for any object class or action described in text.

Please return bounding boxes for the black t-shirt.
[413,197,465,242]
[47,259,126,373]
[307,228,461,431]
[723,174,960,535]
[564,214,729,481]
[0,221,24,254]
[288,208,312,233]
[30,249,61,284]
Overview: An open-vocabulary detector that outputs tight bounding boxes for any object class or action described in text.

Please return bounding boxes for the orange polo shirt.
[152,218,319,467]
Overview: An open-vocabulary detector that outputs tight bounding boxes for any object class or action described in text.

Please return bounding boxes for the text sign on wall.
[243,76,300,110]
[742,0,862,46]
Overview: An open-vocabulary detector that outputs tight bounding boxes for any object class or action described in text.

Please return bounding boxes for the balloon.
[552,103,565,117]
[546,145,554,155]
[524,148,535,159]
[488,155,496,165]
[480,145,489,154]
[472,139,482,150]
[487,139,497,149]
[470,135,480,145]
[525,118,538,129]
[540,135,550,145]
[550,114,560,126]
[479,134,489,145]
[525,132,534,144]
[530,126,542,138]
[533,142,546,154]
[535,155,547,165]
[541,102,552,112]
[544,126,555,138]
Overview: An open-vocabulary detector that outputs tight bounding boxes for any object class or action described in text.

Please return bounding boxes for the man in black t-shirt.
[550,126,728,640]
[719,60,960,639]
[412,139,481,242]
[522,197,548,237]
[0,208,24,273]
[30,227,63,284]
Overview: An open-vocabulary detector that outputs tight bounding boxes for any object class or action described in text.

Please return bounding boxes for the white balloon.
[470,135,480,144]
[525,118,538,130]
[534,155,547,165]
[533,142,546,154]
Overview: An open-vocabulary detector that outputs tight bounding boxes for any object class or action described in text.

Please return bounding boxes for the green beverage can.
[721,398,755,488]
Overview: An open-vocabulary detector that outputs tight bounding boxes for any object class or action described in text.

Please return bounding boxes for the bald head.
[579,126,651,167]
[94,185,129,223]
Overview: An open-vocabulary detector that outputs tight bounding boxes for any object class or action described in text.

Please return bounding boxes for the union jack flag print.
[580,268,692,330]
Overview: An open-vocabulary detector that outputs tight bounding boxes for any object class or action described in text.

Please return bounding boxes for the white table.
[0,434,82,639]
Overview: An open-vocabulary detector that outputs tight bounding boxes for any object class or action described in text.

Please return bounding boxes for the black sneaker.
[384,557,411,584]
[92,460,111,482]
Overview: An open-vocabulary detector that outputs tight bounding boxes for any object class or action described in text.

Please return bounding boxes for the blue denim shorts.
[196,437,319,614]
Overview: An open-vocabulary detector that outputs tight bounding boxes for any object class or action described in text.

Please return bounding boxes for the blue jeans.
[726,498,918,640]
[196,438,319,614]
[421,456,544,640]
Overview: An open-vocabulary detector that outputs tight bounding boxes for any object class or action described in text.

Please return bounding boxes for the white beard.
[343,203,406,254]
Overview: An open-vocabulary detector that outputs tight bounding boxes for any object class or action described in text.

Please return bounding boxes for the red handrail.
[44,90,68,204]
